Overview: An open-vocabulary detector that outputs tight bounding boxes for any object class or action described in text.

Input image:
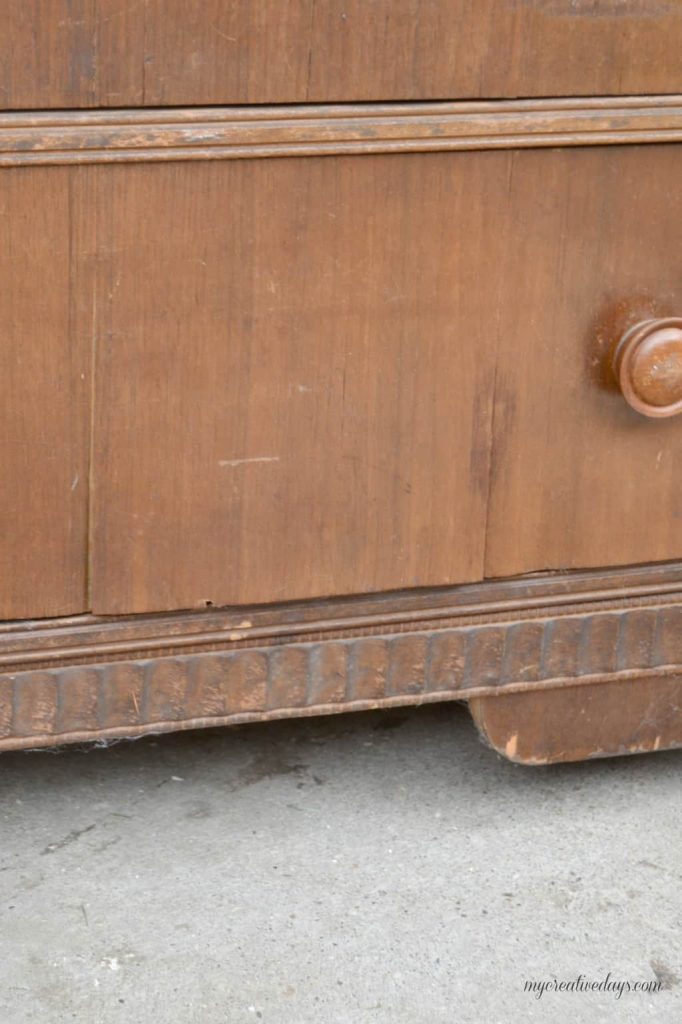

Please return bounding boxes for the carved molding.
[2,96,682,167]
[2,564,682,750]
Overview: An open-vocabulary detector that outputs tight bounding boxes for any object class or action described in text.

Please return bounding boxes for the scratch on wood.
[517,0,671,16]
[219,456,280,467]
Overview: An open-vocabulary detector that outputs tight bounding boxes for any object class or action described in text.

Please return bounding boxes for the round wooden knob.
[613,318,682,418]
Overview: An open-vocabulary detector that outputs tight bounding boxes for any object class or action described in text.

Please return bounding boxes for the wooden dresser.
[2,2,682,762]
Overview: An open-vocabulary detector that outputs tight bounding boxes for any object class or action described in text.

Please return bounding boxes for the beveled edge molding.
[2,561,682,672]
[2,96,682,166]
[1,564,682,751]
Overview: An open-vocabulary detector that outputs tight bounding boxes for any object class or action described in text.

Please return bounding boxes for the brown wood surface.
[91,154,501,613]
[470,677,682,764]
[485,144,682,577]
[0,168,92,619]
[3,1,682,110]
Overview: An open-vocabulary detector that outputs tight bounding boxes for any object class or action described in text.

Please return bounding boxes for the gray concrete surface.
[0,702,680,1024]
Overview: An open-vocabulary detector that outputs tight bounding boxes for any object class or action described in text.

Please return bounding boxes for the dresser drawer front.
[3,141,682,617]
[4,1,682,110]
[78,143,682,615]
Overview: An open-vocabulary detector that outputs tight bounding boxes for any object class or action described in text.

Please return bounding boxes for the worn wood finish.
[0,168,91,619]
[0,0,140,111]
[3,1,682,110]
[2,564,682,752]
[485,144,682,578]
[85,144,682,612]
[92,153,501,614]
[3,97,682,167]
[470,677,682,764]
[3,561,682,671]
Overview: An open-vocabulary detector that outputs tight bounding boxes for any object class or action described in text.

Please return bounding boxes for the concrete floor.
[0,702,680,1024]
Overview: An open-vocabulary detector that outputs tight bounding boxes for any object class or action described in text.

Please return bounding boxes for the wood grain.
[470,676,682,764]
[89,144,682,612]
[485,144,682,577]
[2,97,682,166]
[0,168,92,619]
[2,1,682,109]
[91,153,501,613]
[4,144,681,617]
[0,0,141,111]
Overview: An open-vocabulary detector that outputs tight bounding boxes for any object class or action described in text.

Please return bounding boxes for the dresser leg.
[468,677,682,765]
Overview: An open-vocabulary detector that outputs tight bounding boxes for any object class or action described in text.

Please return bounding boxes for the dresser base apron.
[1,564,681,764]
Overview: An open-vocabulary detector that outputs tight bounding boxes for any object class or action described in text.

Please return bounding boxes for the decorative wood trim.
[1,562,682,671]
[2,96,682,166]
[1,564,682,750]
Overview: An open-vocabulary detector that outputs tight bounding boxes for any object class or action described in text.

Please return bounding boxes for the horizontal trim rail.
[1,562,682,672]
[1,96,682,165]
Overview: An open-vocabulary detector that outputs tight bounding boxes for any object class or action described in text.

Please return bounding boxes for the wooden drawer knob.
[613,319,682,418]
